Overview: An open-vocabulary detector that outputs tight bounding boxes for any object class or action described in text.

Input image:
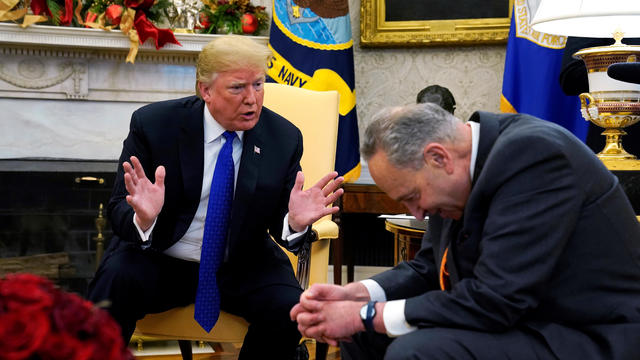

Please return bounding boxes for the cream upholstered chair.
[131,82,340,359]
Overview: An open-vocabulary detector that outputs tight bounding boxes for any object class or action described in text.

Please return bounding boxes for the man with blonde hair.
[89,35,343,359]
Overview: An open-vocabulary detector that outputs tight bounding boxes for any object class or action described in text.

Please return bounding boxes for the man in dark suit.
[291,103,640,359]
[88,35,343,359]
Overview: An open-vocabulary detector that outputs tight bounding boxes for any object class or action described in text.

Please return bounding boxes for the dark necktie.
[194,130,236,332]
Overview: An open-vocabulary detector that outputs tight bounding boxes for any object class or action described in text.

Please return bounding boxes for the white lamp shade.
[531,0,640,38]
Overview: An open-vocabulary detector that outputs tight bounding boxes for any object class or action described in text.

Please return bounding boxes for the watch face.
[360,304,368,320]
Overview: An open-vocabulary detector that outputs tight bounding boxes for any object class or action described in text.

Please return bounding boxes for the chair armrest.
[311,218,339,240]
[297,218,338,288]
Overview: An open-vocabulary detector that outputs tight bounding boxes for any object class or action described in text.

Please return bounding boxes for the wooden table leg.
[332,213,343,285]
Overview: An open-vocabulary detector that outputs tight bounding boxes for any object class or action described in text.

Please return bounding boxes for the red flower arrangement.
[0,273,133,360]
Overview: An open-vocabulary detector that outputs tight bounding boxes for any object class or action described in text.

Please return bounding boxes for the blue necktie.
[194,130,236,332]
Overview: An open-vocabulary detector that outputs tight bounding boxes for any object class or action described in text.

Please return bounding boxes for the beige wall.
[349,0,507,139]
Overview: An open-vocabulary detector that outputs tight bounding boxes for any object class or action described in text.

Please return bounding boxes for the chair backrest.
[263,82,339,191]
[263,82,340,285]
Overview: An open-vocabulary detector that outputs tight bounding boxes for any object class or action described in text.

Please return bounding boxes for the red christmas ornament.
[198,12,211,29]
[241,13,258,34]
[105,4,124,26]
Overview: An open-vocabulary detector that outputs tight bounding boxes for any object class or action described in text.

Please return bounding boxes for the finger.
[298,324,310,337]
[319,205,341,217]
[295,311,323,327]
[306,283,339,300]
[304,324,331,342]
[290,303,304,321]
[323,337,339,347]
[324,188,344,206]
[299,297,324,312]
[122,161,132,173]
[293,171,304,192]
[130,156,147,181]
[321,176,344,197]
[125,194,134,207]
[122,161,137,186]
[155,166,166,187]
[124,173,136,196]
[313,171,339,190]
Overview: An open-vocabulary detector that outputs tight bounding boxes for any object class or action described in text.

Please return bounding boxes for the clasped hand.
[290,283,369,346]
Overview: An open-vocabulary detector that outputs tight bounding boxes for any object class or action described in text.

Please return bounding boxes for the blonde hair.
[195,35,273,97]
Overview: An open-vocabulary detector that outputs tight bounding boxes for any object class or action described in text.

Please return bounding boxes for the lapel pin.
[254,145,261,154]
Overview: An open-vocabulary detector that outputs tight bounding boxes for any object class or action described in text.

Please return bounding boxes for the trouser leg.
[222,282,303,360]
[87,242,199,342]
[384,327,557,360]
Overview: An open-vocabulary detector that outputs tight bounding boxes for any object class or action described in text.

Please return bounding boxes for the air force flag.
[500,0,586,140]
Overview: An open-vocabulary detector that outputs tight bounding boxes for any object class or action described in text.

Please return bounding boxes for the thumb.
[293,171,304,192]
[155,166,166,187]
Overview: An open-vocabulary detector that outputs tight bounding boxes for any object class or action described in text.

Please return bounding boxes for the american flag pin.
[254,146,261,154]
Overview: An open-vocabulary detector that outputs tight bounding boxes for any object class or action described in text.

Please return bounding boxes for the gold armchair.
[131,83,341,359]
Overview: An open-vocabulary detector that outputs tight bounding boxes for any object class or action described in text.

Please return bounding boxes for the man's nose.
[244,87,257,104]
[406,204,424,220]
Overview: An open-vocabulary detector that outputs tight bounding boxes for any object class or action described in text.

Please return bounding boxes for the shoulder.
[475,112,611,187]
[474,111,581,154]
[132,96,203,124]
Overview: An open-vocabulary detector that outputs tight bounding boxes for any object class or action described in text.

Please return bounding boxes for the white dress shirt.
[133,106,306,262]
[361,120,480,337]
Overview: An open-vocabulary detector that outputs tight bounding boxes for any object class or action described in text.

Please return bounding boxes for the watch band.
[364,300,377,332]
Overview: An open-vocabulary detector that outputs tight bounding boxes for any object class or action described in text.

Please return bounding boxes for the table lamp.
[531,0,640,166]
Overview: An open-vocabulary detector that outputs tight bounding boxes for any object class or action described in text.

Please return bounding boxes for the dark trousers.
[341,327,557,360]
[88,241,302,360]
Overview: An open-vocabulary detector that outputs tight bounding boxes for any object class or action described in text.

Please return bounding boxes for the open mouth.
[241,111,256,119]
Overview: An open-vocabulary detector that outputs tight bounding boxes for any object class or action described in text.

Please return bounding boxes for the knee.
[385,330,459,360]
[88,251,151,302]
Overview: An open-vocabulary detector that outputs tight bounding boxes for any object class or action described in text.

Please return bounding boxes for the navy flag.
[267,0,360,182]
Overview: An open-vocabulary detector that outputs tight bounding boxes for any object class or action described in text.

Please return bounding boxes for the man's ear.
[198,82,211,101]
[422,143,449,169]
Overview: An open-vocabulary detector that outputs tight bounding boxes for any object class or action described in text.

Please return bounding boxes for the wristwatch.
[359,300,377,332]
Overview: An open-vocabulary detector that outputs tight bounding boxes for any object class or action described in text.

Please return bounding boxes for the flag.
[267,0,360,182]
[500,0,587,141]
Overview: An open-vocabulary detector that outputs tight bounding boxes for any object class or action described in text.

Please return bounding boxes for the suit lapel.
[229,118,264,240]
[469,111,500,185]
[179,100,205,217]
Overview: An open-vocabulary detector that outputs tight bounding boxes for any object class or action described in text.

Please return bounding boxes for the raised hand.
[287,171,344,232]
[122,156,165,231]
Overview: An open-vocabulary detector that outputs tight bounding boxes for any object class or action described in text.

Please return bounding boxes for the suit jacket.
[372,112,640,359]
[106,96,303,294]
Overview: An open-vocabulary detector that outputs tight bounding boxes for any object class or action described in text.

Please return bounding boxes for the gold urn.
[574,37,640,163]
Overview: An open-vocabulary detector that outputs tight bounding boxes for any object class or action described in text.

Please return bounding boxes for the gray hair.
[361,103,462,169]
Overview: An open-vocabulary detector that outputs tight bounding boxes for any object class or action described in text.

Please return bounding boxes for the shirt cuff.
[133,214,157,242]
[360,279,387,302]
[383,299,418,337]
[282,213,308,248]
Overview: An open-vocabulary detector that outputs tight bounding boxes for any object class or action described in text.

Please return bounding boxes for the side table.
[384,218,427,265]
